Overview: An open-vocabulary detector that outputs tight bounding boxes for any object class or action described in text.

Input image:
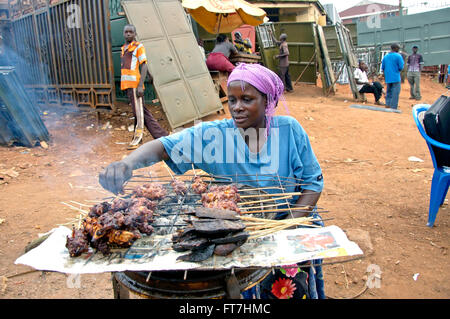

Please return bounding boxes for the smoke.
[1,34,110,192]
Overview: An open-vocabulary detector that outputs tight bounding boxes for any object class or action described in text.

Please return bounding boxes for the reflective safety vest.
[121,41,147,90]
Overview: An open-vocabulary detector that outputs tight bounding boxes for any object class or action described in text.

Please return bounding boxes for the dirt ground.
[0,76,448,299]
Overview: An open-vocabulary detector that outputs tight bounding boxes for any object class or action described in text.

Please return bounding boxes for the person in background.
[354,61,384,105]
[381,43,404,109]
[121,24,168,149]
[446,65,450,89]
[274,33,293,93]
[407,45,424,101]
[233,31,252,54]
[205,34,238,73]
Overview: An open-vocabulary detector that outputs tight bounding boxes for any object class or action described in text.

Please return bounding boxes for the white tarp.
[15,225,363,274]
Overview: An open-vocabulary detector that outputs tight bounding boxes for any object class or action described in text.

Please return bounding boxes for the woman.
[205,34,238,73]
[99,63,325,298]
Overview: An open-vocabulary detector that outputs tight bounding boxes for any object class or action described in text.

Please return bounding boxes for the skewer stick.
[69,200,91,207]
[237,195,292,206]
[61,202,89,214]
[164,163,175,181]
[247,219,323,239]
[243,203,311,212]
[239,192,303,199]
[237,187,286,192]
[240,202,287,211]
[241,206,317,214]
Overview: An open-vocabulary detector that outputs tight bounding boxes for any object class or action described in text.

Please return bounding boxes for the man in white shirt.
[354,61,384,105]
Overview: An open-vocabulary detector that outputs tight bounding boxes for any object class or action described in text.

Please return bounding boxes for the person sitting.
[233,31,252,54]
[354,61,384,106]
[205,34,238,73]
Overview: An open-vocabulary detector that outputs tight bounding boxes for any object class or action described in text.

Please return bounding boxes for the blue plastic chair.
[412,104,450,227]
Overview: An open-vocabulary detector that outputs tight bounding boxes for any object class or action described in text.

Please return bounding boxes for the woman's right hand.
[99,161,133,195]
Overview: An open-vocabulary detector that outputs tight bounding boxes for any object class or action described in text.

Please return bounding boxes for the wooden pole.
[326,62,346,96]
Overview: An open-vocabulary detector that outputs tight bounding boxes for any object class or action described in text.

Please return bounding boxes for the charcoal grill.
[112,269,270,299]
[105,172,312,299]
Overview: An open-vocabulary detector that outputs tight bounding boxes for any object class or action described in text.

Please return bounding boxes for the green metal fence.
[357,7,450,66]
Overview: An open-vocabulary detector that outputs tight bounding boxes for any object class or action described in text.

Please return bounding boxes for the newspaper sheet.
[15,225,363,274]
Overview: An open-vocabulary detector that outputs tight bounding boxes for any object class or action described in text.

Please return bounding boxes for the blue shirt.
[382,52,404,83]
[159,116,324,198]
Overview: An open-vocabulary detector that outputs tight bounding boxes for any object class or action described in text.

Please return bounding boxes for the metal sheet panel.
[171,35,209,77]
[155,1,191,36]
[273,22,317,84]
[157,81,198,126]
[141,39,182,86]
[119,0,164,39]
[122,0,223,130]
[188,74,223,115]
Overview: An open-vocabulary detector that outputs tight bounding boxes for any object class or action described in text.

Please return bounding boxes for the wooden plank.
[335,23,359,99]
[317,24,336,94]
[294,52,316,85]
[312,24,327,95]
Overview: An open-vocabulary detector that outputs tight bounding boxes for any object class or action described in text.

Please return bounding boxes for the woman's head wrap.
[227,63,286,135]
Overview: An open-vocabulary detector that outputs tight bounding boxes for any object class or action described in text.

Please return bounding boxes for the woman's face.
[227,81,267,130]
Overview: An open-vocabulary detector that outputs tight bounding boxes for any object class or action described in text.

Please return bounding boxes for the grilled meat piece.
[88,202,111,218]
[65,228,90,257]
[177,244,215,262]
[133,183,167,200]
[209,231,249,245]
[98,211,125,229]
[191,177,208,194]
[136,222,154,235]
[172,227,197,243]
[214,243,238,256]
[129,197,157,211]
[192,219,246,236]
[127,204,154,217]
[202,185,240,203]
[107,230,141,246]
[68,192,158,258]
[171,178,188,195]
[110,198,129,212]
[195,207,240,220]
[202,200,241,213]
[172,237,209,251]
[91,237,110,255]
[82,217,102,239]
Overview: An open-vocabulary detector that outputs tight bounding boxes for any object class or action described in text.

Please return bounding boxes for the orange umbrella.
[182,0,267,34]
